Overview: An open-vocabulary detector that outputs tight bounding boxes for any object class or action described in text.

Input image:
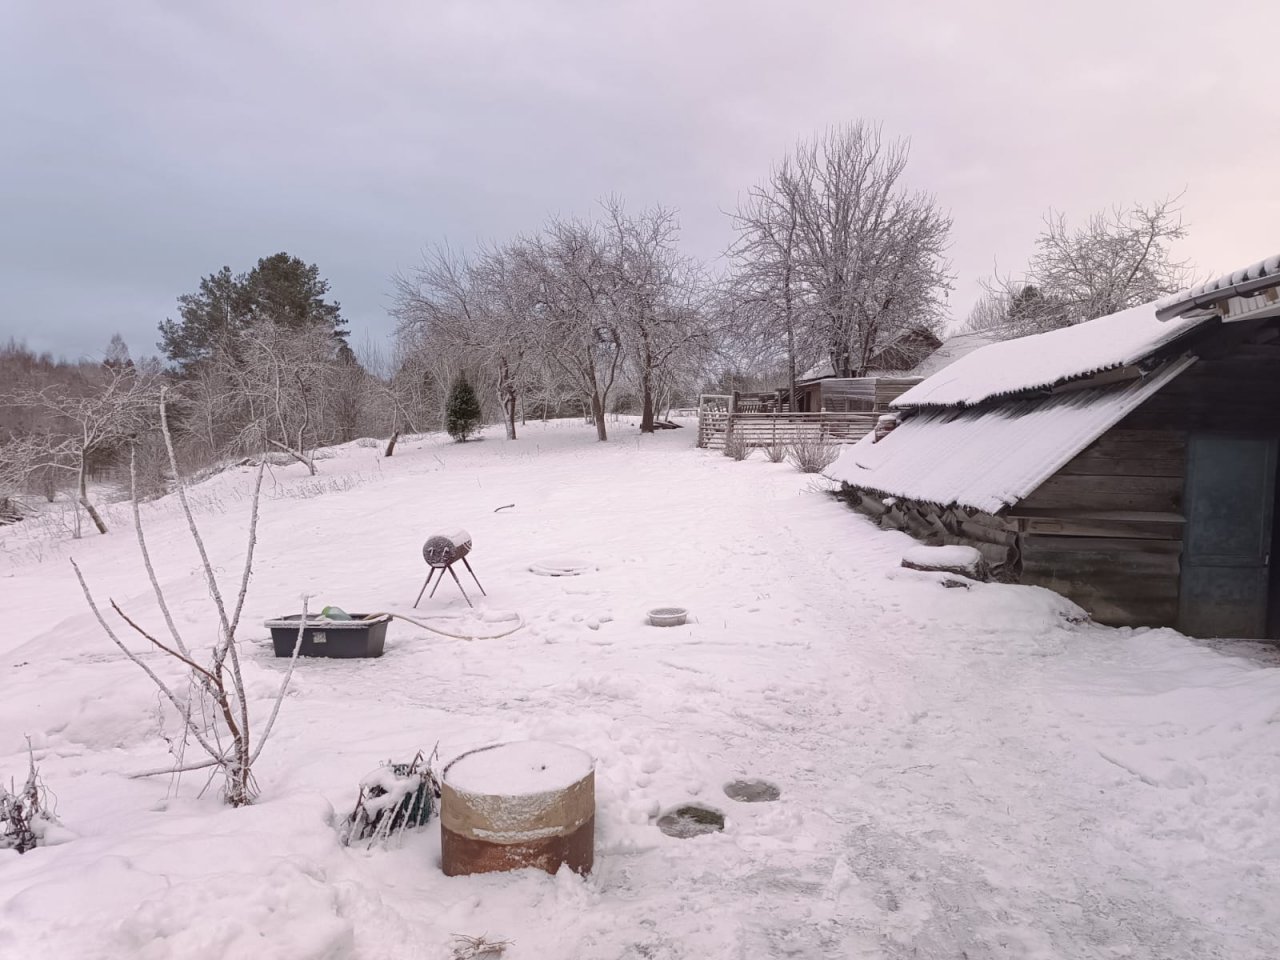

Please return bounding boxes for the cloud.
[1,0,1276,357]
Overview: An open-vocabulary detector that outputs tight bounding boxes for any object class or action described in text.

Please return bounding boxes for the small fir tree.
[446,376,482,442]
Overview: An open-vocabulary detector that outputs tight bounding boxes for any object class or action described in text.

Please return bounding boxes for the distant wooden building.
[829,256,1280,640]
[788,375,920,415]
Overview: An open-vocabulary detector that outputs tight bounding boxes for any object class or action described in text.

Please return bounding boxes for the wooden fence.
[696,395,879,450]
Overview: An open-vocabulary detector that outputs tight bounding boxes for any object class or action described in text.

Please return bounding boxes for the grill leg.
[414,569,436,608]
[446,563,474,608]
[429,565,447,599]
[461,556,487,597]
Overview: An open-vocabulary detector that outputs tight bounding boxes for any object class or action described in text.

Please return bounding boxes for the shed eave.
[828,356,1196,516]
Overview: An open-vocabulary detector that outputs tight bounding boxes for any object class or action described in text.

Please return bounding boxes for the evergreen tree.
[446,375,482,442]
[158,265,246,371]
[158,254,347,372]
[103,333,134,371]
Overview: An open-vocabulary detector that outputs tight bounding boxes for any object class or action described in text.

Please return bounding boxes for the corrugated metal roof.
[1156,254,1280,321]
[891,300,1209,410]
[827,358,1194,514]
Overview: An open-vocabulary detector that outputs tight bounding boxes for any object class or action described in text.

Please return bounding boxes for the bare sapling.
[72,392,308,806]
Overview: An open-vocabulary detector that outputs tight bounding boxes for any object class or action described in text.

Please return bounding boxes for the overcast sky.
[3,1,1277,362]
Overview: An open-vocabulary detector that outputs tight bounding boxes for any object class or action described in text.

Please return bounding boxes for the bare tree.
[517,217,623,441]
[601,198,713,432]
[728,124,953,383]
[211,321,352,474]
[356,335,421,456]
[0,368,160,534]
[976,196,1193,337]
[393,243,538,441]
[790,124,953,377]
[471,244,539,439]
[728,156,812,404]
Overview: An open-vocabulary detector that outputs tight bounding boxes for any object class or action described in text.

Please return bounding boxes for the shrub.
[446,376,482,442]
[723,434,751,461]
[787,438,839,473]
[763,443,787,463]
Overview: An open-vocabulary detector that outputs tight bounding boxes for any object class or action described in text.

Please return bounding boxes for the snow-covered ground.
[1,419,1278,959]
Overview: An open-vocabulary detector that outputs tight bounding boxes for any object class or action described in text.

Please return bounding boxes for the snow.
[900,545,984,577]
[446,741,593,798]
[434,528,472,548]
[892,299,1211,409]
[828,359,1192,512]
[905,330,1003,379]
[1,418,1279,959]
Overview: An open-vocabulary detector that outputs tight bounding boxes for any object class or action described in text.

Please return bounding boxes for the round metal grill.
[414,529,484,609]
[423,534,472,567]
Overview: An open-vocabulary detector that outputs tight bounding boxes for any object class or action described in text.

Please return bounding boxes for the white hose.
[364,611,525,641]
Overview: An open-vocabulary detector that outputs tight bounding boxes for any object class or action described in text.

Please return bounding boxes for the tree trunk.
[505,396,517,440]
[640,376,656,434]
[384,431,400,457]
[784,263,797,410]
[638,329,656,433]
[591,393,608,441]
[498,357,518,440]
[79,460,108,535]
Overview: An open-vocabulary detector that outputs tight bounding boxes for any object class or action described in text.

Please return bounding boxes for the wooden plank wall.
[1012,318,1280,628]
[704,412,880,449]
[1014,427,1187,627]
[817,377,920,413]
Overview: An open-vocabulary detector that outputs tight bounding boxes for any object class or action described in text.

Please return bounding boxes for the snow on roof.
[1156,254,1280,321]
[828,358,1193,513]
[891,300,1210,410]
[907,331,1003,379]
[798,359,835,383]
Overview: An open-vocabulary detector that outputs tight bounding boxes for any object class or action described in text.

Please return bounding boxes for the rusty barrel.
[440,740,595,877]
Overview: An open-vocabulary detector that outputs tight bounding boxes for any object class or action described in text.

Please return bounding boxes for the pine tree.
[446,376,482,442]
[157,254,347,372]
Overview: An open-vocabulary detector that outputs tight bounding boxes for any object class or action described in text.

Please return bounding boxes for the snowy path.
[1,420,1278,959]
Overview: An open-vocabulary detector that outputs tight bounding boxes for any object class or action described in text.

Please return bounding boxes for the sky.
[2,0,1277,362]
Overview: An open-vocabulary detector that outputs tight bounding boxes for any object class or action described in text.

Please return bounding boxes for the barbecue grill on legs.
[414,530,486,608]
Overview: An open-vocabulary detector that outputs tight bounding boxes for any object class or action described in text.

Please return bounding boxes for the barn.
[828,256,1280,640]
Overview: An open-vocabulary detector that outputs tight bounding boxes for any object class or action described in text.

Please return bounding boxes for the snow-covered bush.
[763,443,787,463]
[341,751,441,846]
[1,746,58,854]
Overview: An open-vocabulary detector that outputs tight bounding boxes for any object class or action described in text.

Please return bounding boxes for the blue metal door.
[1178,434,1277,638]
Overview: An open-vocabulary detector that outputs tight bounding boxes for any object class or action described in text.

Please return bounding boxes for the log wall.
[836,486,1020,579]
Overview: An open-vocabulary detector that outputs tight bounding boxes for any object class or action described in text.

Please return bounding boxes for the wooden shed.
[829,256,1280,640]
[788,375,921,414]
